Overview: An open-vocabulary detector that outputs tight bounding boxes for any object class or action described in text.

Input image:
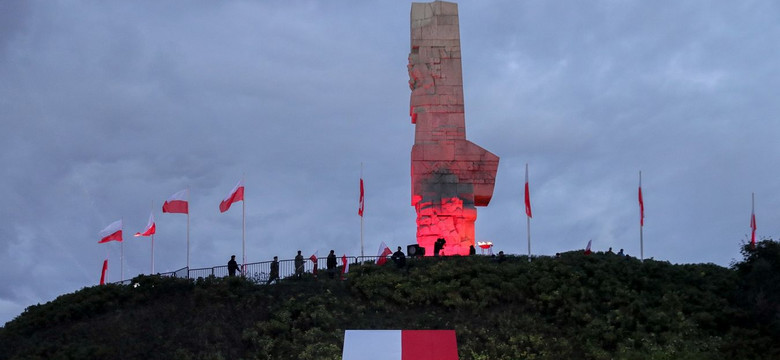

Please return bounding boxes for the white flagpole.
[186,186,190,272]
[242,174,246,273]
[151,201,155,274]
[526,163,531,261]
[120,216,124,282]
[360,163,364,258]
[639,171,644,261]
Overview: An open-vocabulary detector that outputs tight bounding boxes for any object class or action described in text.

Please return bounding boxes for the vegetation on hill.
[1,240,778,359]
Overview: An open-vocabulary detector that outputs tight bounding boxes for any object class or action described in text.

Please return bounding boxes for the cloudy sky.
[2,0,779,325]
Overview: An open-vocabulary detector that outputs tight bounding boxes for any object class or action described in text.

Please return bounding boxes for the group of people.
[225,241,507,283]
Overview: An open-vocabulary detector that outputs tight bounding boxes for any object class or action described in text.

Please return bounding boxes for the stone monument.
[408,1,499,256]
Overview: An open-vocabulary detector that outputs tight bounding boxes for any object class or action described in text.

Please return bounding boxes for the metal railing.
[114,255,392,285]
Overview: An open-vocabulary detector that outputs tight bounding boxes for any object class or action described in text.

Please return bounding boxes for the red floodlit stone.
[409,1,499,256]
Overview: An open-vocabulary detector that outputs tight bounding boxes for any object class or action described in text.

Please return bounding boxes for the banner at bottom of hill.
[342,330,458,360]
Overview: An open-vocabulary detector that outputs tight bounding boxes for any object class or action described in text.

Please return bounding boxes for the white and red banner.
[638,182,644,227]
[584,239,592,255]
[342,330,458,360]
[341,254,349,279]
[220,179,245,213]
[134,212,156,237]
[162,189,189,214]
[358,178,365,217]
[99,259,108,285]
[376,242,392,265]
[98,219,123,243]
[524,164,532,218]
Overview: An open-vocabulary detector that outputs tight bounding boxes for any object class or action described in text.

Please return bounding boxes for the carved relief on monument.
[409,1,499,256]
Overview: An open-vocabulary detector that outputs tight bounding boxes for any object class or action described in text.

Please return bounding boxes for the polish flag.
[584,239,592,255]
[376,242,392,265]
[220,179,245,213]
[358,178,365,217]
[99,259,108,285]
[638,182,644,227]
[524,164,532,218]
[134,212,156,237]
[342,330,459,360]
[98,219,123,243]
[310,251,319,276]
[162,189,188,214]
[341,254,350,280]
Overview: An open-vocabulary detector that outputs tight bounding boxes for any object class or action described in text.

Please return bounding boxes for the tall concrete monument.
[408,1,499,256]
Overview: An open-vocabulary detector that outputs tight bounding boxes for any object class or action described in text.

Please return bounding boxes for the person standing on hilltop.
[266,256,279,285]
[391,246,406,268]
[294,250,304,280]
[228,255,241,277]
[327,250,337,279]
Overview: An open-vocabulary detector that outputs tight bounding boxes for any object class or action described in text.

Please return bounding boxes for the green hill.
[1,241,778,359]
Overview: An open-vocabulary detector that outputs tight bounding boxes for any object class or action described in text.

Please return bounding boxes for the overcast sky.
[2,0,779,325]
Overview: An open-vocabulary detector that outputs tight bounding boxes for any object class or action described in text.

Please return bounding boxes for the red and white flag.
[162,189,189,214]
[310,251,319,276]
[341,254,350,279]
[342,330,459,360]
[220,179,245,213]
[134,212,156,237]
[358,178,365,217]
[99,259,108,285]
[584,239,592,255]
[638,179,644,227]
[98,219,123,243]
[524,163,532,218]
[376,242,392,265]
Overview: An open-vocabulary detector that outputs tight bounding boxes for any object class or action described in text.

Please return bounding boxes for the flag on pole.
[310,251,319,276]
[524,164,532,218]
[341,254,349,280]
[220,179,245,213]
[98,219,123,243]
[750,209,757,248]
[584,239,592,255]
[376,242,392,265]
[162,189,189,214]
[358,178,365,217]
[638,182,644,226]
[99,259,108,285]
[134,212,156,237]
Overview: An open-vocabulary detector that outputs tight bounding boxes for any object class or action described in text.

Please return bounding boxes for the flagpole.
[360,163,364,258]
[151,201,155,274]
[120,216,124,282]
[242,173,246,274]
[526,163,531,262]
[639,171,644,261]
[186,186,190,273]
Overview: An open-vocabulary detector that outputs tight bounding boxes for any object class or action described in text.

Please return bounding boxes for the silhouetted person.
[433,238,446,256]
[617,248,624,256]
[228,255,240,277]
[497,251,506,263]
[469,245,476,256]
[391,246,406,268]
[555,252,561,258]
[266,256,279,285]
[607,247,614,254]
[327,250,337,279]
[294,250,304,279]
